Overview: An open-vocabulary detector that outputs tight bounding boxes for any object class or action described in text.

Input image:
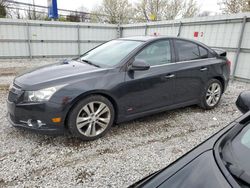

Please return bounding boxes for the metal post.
[232,16,247,81]
[177,22,182,37]
[117,16,122,38]
[26,22,32,59]
[144,24,148,36]
[117,23,122,38]
[77,25,80,56]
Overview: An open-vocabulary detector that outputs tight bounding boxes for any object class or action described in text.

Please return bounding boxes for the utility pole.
[32,0,36,20]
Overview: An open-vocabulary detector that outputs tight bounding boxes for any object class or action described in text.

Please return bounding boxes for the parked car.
[130,91,250,188]
[7,36,231,140]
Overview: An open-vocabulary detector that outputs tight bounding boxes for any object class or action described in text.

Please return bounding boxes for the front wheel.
[67,95,115,141]
[200,79,223,110]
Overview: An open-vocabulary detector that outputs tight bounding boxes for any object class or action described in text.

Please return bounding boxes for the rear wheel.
[68,95,115,141]
[200,79,223,110]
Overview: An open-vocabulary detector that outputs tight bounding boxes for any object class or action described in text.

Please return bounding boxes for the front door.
[122,40,175,115]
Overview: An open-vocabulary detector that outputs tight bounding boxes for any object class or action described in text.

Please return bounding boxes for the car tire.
[67,95,115,141]
[200,79,223,110]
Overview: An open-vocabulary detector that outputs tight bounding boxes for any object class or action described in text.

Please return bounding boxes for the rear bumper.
[6,100,67,135]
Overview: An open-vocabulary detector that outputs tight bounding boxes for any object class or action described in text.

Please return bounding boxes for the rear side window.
[199,46,208,59]
[175,40,200,61]
[175,40,210,61]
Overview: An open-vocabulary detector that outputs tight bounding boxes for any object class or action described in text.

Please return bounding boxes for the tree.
[134,0,167,21]
[0,0,7,18]
[134,0,199,22]
[219,0,250,14]
[24,7,46,20]
[77,6,89,22]
[91,0,134,24]
[182,0,199,18]
[66,12,81,22]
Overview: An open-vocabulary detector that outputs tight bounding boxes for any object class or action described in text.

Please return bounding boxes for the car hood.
[157,150,231,188]
[14,60,107,89]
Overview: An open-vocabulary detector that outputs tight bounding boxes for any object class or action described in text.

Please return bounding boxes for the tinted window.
[80,40,143,67]
[199,46,208,59]
[135,40,171,66]
[175,40,200,61]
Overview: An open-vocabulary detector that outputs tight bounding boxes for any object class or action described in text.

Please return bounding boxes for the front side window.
[135,40,172,66]
[80,40,143,67]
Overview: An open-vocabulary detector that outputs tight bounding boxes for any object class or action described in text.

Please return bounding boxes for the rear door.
[173,39,213,104]
[122,39,176,115]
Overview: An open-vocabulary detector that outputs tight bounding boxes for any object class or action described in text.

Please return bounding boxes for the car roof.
[119,36,165,42]
[120,35,197,41]
[119,36,211,50]
[119,35,196,42]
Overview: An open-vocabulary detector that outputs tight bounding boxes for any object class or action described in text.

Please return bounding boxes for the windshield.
[79,40,143,67]
[221,123,250,186]
[231,124,250,172]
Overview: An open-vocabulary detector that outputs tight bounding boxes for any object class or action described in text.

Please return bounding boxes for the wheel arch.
[64,91,119,128]
[213,76,225,93]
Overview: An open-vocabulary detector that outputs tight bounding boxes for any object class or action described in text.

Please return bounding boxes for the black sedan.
[130,91,250,188]
[7,36,230,140]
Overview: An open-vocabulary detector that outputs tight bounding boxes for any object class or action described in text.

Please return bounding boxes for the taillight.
[226,60,231,70]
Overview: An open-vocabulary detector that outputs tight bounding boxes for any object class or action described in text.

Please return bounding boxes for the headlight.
[24,85,64,102]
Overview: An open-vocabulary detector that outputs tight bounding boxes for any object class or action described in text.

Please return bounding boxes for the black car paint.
[130,112,250,188]
[7,36,230,133]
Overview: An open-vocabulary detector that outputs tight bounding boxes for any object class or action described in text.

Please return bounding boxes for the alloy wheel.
[76,101,111,137]
[206,83,222,107]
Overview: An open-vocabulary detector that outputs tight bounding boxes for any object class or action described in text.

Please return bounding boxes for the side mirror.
[236,91,250,113]
[129,59,150,71]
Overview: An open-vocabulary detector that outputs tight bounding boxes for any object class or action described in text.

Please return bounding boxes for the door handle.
[164,74,175,79]
[200,67,208,71]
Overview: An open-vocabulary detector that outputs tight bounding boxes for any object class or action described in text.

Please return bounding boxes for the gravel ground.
[1,59,250,187]
[0,58,62,69]
[0,58,63,87]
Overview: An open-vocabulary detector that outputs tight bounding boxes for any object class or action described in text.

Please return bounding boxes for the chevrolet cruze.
[7,36,231,140]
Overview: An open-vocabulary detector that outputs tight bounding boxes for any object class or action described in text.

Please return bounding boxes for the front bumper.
[6,100,67,135]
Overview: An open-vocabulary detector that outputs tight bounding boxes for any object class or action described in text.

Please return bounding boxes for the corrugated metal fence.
[0,19,118,58]
[0,13,250,80]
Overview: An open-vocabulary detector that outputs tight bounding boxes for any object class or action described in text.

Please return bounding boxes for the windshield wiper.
[81,59,100,68]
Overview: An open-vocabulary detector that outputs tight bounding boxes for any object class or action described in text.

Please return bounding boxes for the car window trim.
[150,57,216,68]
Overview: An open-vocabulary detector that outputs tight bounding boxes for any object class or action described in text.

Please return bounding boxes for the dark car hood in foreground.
[131,112,250,188]
[14,60,107,90]
[157,150,231,188]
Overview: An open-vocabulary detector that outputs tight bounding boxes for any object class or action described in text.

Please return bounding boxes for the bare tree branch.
[219,0,250,14]
[134,0,199,22]
[91,0,134,24]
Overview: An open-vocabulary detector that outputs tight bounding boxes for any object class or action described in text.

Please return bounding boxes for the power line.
[5,0,148,22]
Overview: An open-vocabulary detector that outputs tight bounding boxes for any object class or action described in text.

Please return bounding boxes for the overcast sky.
[22,0,221,14]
